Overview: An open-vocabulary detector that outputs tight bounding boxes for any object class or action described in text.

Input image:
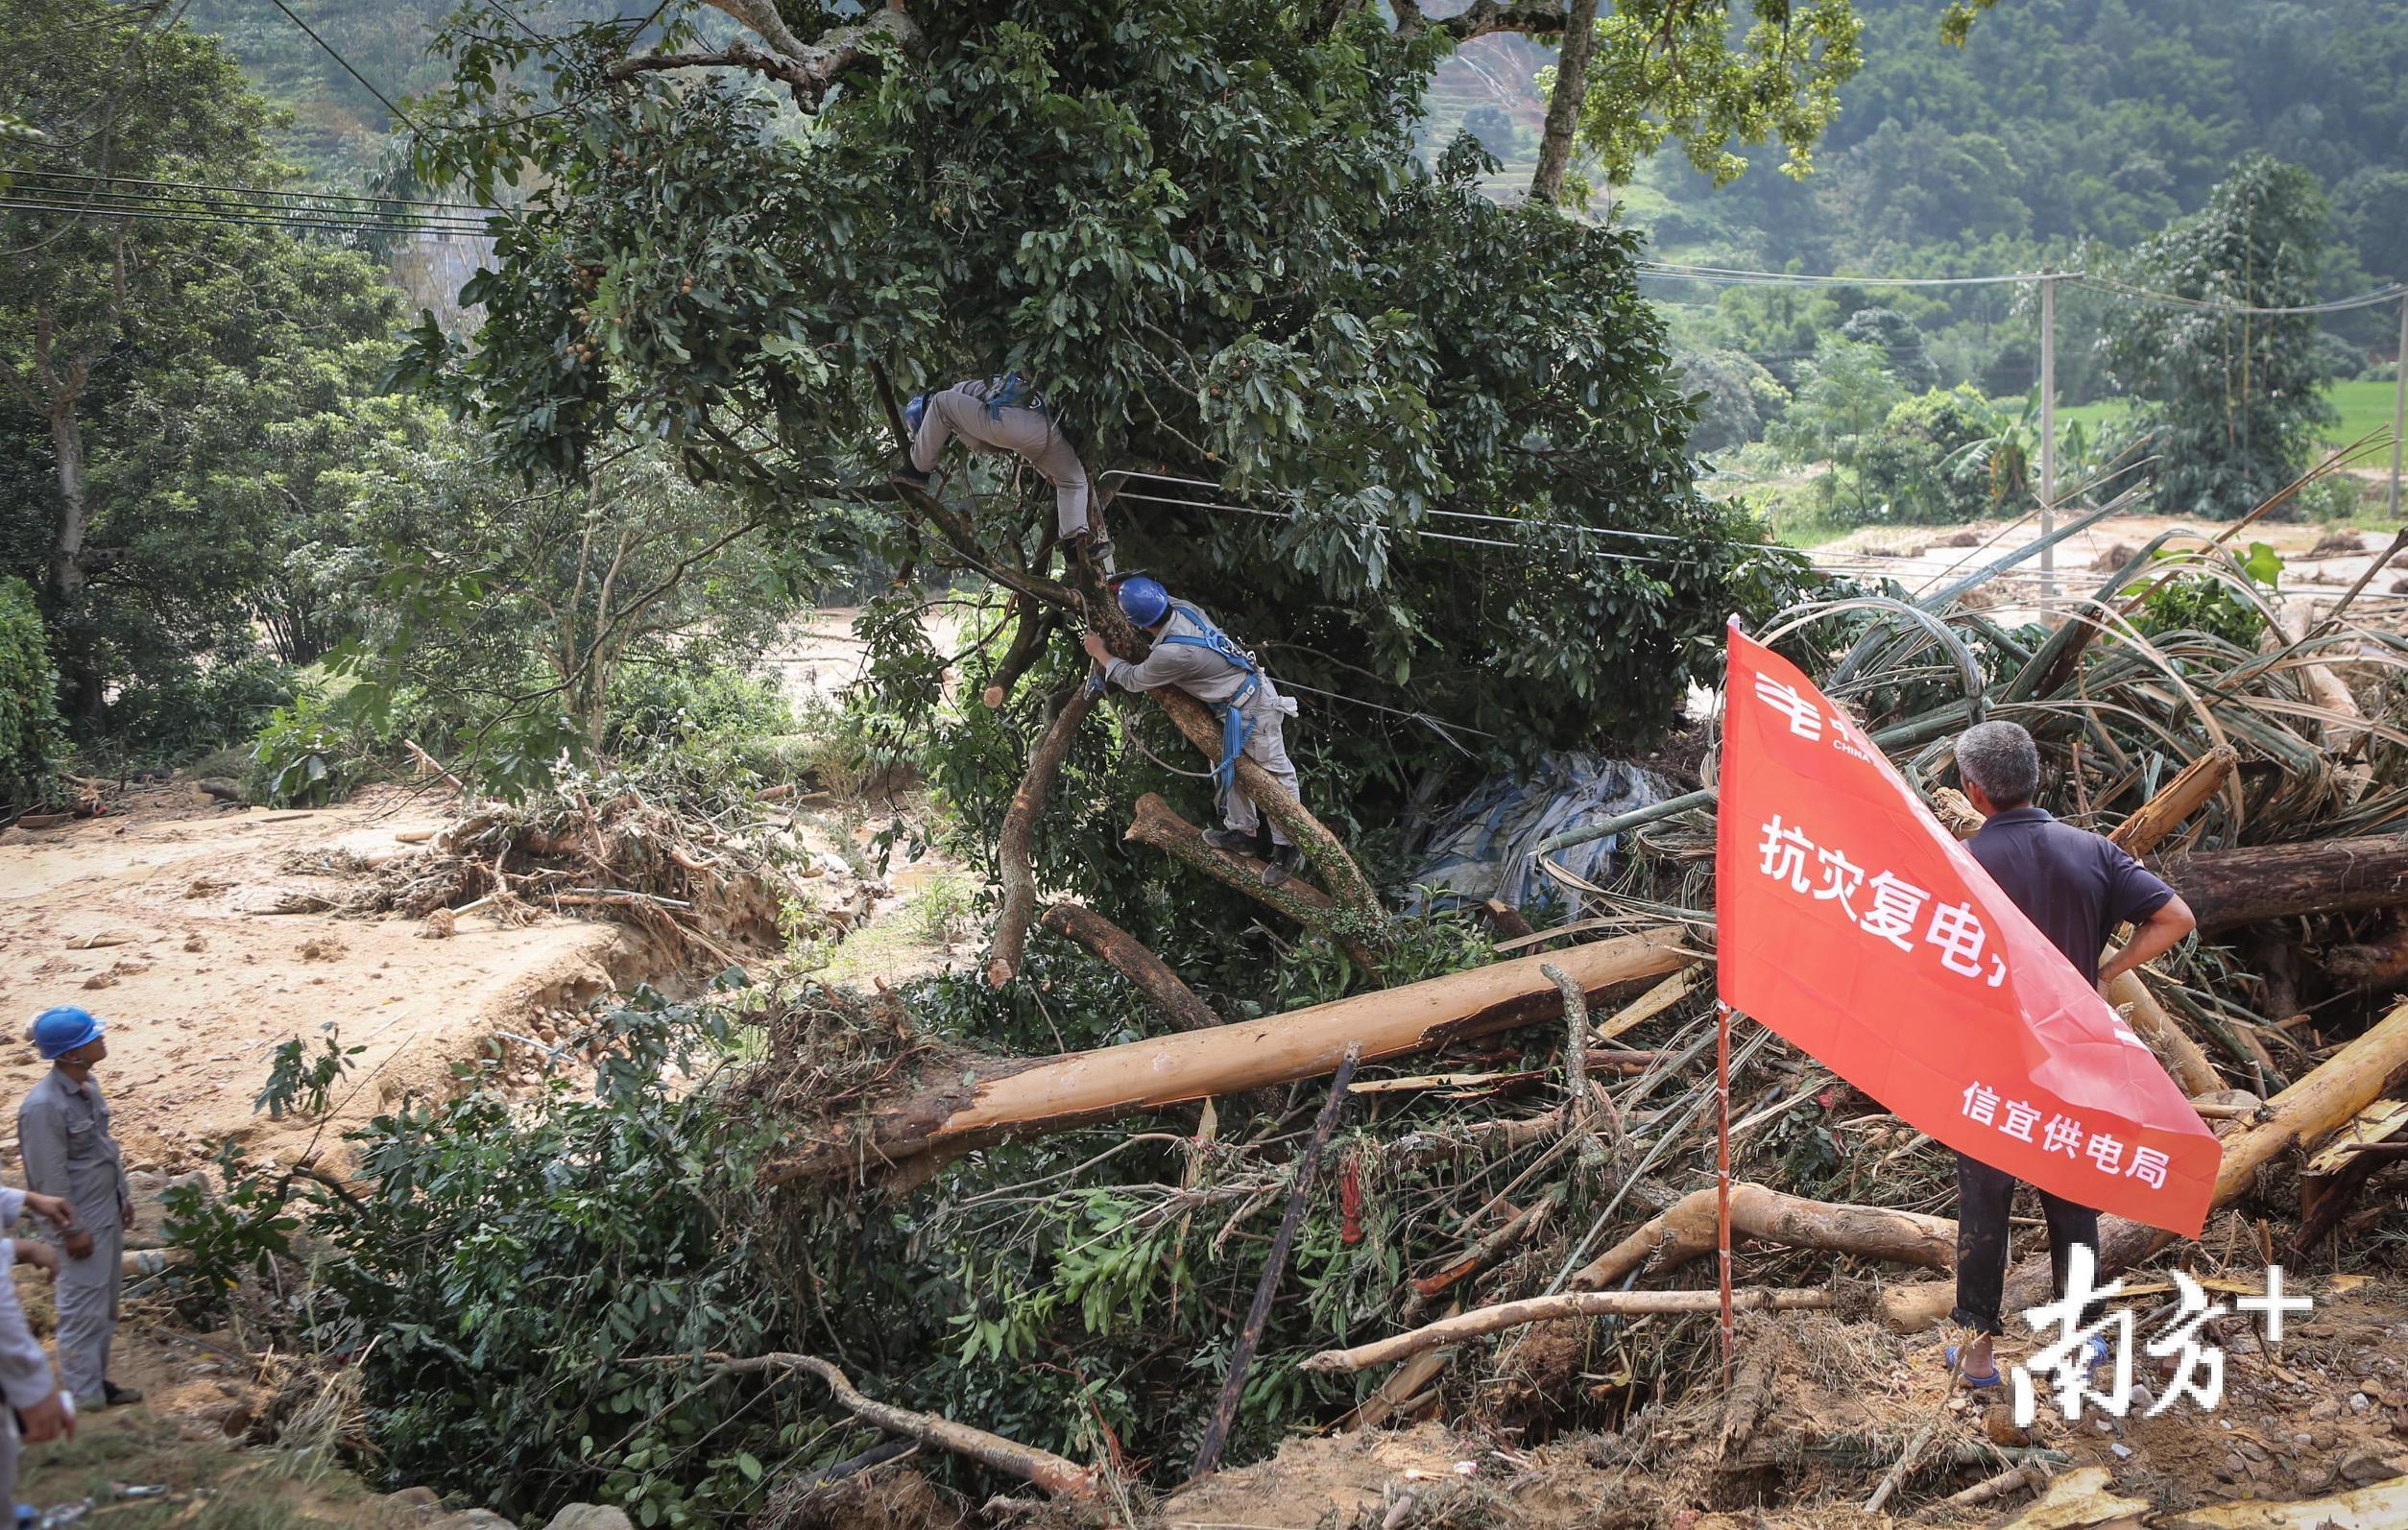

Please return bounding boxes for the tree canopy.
[410,0,1803,783]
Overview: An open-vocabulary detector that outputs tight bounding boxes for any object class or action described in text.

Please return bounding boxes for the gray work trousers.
[55,1224,121,1403]
[0,1411,15,1510]
[911,391,1093,540]
[1220,704,1302,849]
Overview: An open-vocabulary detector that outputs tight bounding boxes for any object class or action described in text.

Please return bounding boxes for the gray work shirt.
[1102,603,1291,715]
[16,1068,130,1235]
[0,1186,53,1409]
[1966,806,2177,985]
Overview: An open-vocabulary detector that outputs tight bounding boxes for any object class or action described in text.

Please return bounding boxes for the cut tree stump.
[1881,999,2408,1330]
[760,928,1698,1188]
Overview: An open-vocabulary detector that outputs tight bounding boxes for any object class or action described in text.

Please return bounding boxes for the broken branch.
[1301,1287,1836,1375]
[1039,900,1219,1032]
[986,684,1099,987]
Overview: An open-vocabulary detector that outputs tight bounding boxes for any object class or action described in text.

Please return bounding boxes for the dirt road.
[0,784,638,1176]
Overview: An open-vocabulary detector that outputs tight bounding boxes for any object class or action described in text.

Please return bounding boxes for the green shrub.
[250,691,370,806]
[601,661,795,756]
[2130,542,2283,649]
[0,579,65,810]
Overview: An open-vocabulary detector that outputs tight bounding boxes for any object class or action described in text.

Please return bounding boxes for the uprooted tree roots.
[344,788,828,968]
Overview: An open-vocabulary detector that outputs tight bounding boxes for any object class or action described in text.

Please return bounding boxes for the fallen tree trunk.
[1301,1287,1836,1375]
[1881,999,2408,1330]
[2151,835,2408,934]
[1039,901,1218,1031]
[986,685,1099,988]
[1126,792,1385,975]
[761,928,1697,1187]
[1567,1183,1956,1291]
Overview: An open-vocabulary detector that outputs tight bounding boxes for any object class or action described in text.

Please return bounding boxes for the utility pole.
[2391,290,2406,522]
[2038,273,2058,605]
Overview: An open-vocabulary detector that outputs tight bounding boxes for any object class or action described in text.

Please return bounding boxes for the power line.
[257,0,424,136]
[12,165,496,214]
[3,181,490,233]
[1637,257,2408,320]
[0,197,489,239]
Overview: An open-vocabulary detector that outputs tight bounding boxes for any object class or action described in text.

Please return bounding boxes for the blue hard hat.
[903,392,928,434]
[31,1006,104,1061]
[1115,576,1169,628]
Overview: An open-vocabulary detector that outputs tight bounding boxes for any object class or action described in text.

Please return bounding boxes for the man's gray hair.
[1958,720,2040,807]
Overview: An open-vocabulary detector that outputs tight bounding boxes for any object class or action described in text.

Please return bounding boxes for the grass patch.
[17,1409,387,1527]
[2048,380,2400,454]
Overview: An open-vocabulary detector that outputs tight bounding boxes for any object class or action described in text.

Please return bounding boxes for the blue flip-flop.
[1945,1342,2003,1391]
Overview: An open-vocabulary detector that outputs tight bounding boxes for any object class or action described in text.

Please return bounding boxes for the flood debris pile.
[339,785,853,967]
[712,501,2408,1527]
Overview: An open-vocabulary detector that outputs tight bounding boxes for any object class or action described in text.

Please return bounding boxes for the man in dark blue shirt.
[1949,720,2198,1389]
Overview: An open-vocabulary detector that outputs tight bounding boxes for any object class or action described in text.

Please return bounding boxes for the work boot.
[888,466,932,495]
[1203,826,1258,856]
[102,1380,144,1406]
[1261,843,1304,888]
[1088,536,1118,577]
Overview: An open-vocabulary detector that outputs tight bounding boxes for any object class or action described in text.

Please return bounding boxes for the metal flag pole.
[1717,998,1736,1387]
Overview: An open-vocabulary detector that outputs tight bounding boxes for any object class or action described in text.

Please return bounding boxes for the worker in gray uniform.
[890,374,1111,573]
[0,1178,75,1507]
[1082,575,1306,886]
[17,1007,141,1411]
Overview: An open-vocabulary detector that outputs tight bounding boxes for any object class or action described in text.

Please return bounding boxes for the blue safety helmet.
[31,1006,104,1061]
[903,393,928,434]
[1115,576,1169,629]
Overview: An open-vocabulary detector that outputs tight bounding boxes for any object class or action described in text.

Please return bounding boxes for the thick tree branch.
[1040,901,1220,1033]
[1388,0,1569,41]
[611,4,920,109]
[1530,0,1601,203]
[986,684,1099,987]
[1125,792,1385,976]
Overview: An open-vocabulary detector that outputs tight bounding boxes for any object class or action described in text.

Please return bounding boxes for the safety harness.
[1154,601,1262,797]
[981,371,1045,420]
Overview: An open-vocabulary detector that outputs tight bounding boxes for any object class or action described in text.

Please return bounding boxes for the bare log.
[1039,901,1218,1032]
[986,685,1099,987]
[1568,1183,1956,1291]
[1126,792,1385,974]
[2150,835,2408,934]
[1941,1461,2051,1510]
[711,1351,1095,1497]
[761,929,1697,1187]
[1881,999,2408,1330]
[1300,1287,1835,1375]
[2112,971,2222,1098]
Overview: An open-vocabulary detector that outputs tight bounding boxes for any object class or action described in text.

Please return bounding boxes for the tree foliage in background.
[332,423,807,783]
[0,577,65,809]
[0,0,406,740]
[2102,155,2337,518]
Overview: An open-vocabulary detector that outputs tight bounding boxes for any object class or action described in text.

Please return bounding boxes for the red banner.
[1716,622,2216,1235]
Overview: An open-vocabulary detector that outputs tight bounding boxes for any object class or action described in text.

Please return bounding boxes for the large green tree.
[408,2,1802,845]
[0,0,404,729]
[2102,155,2337,518]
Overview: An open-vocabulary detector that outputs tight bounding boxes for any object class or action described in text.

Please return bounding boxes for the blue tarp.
[1403,753,1676,919]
